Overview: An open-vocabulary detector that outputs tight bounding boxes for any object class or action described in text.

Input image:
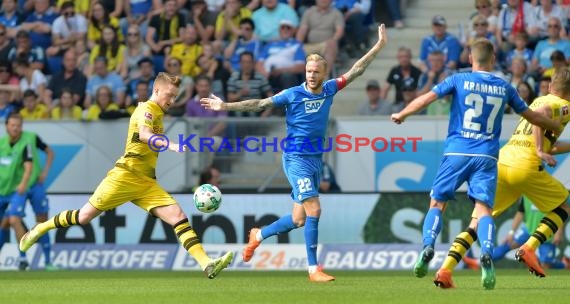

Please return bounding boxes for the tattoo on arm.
[344,45,384,84]
[224,97,274,112]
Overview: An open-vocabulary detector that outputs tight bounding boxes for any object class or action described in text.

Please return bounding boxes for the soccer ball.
[193,184,222,213]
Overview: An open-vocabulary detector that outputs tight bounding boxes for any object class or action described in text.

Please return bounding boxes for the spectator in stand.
[196,166,221,190]
[419,15,462,72]
[0,25,14,63]
[85,85,120,121]
[146,0,185,72]
[126,57,155,108]
[0,90,16,120]
[334,0,370,56]
[88,1,123,50]
[381,47,422,110]
[164,57,194,116]
[8,30,46,74]
[383,0,405,29]
[320,160,341,193]
[13,56,47,106]
[55,0,90,16]
[417,50,451,115]
[170,25,202,77]
[223,18,262,73]
[256,19,306,93]
[125,80,150,114]
[516,81,536,106]
[186,0,217,43]
[185,75,227,138]
[505,32,533,69]
[46,1,87,58]
[496,0,534,53]
[123,24,152,81]
[0,61,20,104]
[252,0,299,42]
[469,0,498,35]
[296,0,344,78]
[0,0,25,39]
[50,88,82,120]
[227,51,273,117]
[19,0,58,50]
[536,75,550,96]
[543,49,570,78]
[19,89,47,120]
[527,0,566,42]
[214,0,252,44]
[460,15,498,69]
[84,56,126,108]
[45,48,87,107]
[196,43,232,99]
[88,25,127,77]
[507,56,536,90]
[358,80,392,116]
[120,0,159,40]
[74,38,90,75]
[97,0,124,19]
[531,17,570,74]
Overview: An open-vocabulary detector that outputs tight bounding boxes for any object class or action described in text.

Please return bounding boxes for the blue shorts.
[0,192,27,217]
[27,182,49,214]
[282,153,322,203]
[430,155,497,207]
[514,225,556,264]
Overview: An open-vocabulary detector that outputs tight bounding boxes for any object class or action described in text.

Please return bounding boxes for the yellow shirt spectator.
[89,44,126,72]
[51,106,83,120]
[88,17,123,43]
[20,104,48,120]
[215,7,252,41]
[85,103,120,121]
[170,43,202,77]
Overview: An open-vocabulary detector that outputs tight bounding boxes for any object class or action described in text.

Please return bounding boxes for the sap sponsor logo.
[319,244,448,270]
[45,246,175,269]
[304,98,324,113]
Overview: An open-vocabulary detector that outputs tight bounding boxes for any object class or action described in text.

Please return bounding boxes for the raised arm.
[201,94,273,112]
[341,24,387,85]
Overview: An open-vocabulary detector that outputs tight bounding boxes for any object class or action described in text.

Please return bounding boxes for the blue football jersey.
[433,71,529,158]
[272,79,344,155]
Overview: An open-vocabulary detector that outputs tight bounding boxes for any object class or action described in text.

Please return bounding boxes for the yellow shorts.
[89,166,176,212]
[492,163,568,217]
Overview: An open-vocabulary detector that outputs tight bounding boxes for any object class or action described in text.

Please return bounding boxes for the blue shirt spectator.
[252,1,299,42]
[419,15,462,71]
[20,0,58,49]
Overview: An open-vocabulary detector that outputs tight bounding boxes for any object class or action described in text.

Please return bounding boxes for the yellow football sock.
[174,218,210,269]
[36,210,80,234]
[527,207,567,250]
[440,228,477,272]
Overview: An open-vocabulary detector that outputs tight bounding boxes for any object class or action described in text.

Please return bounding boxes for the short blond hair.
[470,38,494,65]
[155,72,181,87]
[306,53,327,72]
[550,69,570,97]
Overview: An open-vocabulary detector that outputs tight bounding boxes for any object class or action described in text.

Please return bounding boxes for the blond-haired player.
[435,68,570,288]
[19,72,234,277]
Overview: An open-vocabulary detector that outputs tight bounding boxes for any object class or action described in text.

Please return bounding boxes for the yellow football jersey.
[114,101,164,179]
[500,94,570,170]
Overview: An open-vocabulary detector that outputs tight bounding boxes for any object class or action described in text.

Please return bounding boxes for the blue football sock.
[478,215,495,256]
[260,214,296,239]
[491,243,511,261]
[422,208,443,248]
[39,234,51,264]
[19,250,26,258]
[305,216,319,266]
[548,261,566,269]
[0,228,8,251]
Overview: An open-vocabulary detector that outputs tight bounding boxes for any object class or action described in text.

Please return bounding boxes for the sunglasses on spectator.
[476,5,488,9]
[241,27,252,31]
[168,62,180,67]
[474,23,488,27]
[280,25,292,30]
[64,11,75,17]
[548,24,560,28]
[128,32,139,36]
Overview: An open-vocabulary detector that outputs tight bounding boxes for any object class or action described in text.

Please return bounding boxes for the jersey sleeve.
[22,145,32,162]
[271,88,293,107]
[36,135,48,151]
[431,74,455,98]
[136,103,156,130]
[506,85,529,114]
[335,76,347,91]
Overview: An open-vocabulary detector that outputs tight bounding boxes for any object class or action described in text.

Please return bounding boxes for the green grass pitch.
[1,270,570,304]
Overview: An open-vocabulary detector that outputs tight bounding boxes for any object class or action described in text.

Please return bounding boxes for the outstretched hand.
[391,113,404,124]
[377,23,387,47]
[200,94,225,111]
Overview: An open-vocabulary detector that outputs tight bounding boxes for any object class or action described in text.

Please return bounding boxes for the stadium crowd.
[359,0,570,116]
[0,0,383,122]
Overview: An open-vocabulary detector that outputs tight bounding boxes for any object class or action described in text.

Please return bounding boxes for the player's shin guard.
[260,214,296,239]
[477,216,495,256]
[0,228,8,251]
[440,228,478,272]
[305,216,319,267]
[422,208,443,248]
[527,207,568,250]
[38,234,51,264]
[36,210,80,234]
[173,218,210,269]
